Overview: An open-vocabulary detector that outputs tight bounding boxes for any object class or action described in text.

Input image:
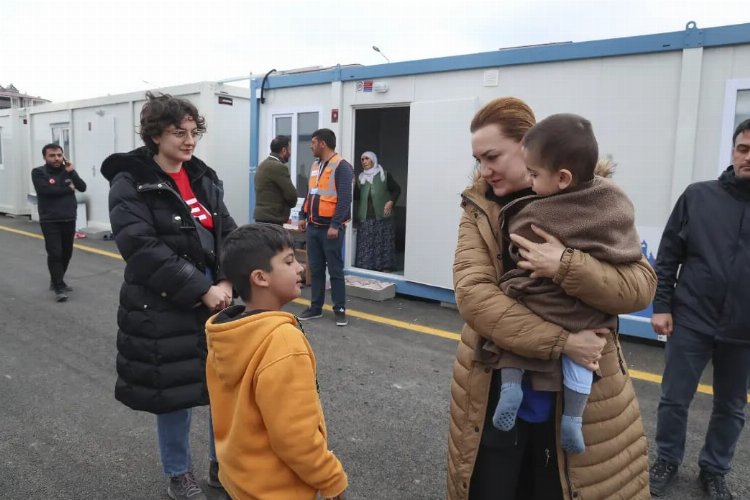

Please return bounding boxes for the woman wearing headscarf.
[354,151,401,271]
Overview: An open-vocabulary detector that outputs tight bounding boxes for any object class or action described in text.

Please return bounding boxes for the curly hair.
[139,91,206,153]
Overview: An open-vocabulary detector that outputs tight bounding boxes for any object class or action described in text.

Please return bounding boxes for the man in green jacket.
[254,136,298,225]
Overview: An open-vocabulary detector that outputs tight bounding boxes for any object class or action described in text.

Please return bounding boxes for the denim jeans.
[306,224,346,312]
[156,408,217,476]
[655,325,750,474]
[561,354,593,395]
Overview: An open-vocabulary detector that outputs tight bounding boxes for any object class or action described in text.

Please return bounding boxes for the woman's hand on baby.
[509,224,565,279]
[563,328,609,371]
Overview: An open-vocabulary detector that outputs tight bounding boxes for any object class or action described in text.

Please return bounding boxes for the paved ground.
[1,214,748,500]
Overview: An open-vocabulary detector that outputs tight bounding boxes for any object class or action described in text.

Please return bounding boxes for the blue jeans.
[156,408,217,476]
[306,224,346,312]
[561,354,592,394]
[655,325,750,474]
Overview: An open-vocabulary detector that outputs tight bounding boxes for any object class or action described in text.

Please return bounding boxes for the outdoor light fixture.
[372,46,391,63]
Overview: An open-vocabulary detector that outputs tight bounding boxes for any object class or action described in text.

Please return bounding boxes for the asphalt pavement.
[1,215,748,500]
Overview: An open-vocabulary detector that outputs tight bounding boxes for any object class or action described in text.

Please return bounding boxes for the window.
[720,79,750,171]
[51,123,71,157]
[295,112,318,197]
[271,111,320,197]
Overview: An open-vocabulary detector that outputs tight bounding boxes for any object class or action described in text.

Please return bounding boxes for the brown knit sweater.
[476,173,642,390]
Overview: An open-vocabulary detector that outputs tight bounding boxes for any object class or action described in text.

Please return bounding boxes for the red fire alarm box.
[331,109,339,123]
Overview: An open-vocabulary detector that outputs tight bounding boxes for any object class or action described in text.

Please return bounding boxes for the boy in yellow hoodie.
[206,223,348,500]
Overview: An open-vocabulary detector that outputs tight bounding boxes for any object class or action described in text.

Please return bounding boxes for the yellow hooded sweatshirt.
[206,306,347,500]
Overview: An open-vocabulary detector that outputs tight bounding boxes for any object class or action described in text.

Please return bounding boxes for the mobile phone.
[61,157,68,167]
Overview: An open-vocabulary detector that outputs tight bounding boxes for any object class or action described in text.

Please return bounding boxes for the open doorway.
[353,106,410,275]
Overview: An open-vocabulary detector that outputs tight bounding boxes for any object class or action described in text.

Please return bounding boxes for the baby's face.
[523,149,563,196]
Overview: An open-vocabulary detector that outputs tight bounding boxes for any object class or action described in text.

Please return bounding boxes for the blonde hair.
[470,97,536,141]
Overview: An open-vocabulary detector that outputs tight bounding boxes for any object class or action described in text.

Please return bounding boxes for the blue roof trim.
[254,22,750,90]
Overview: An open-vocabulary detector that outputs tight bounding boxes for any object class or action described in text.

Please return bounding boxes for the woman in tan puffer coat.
[447,97,656,500]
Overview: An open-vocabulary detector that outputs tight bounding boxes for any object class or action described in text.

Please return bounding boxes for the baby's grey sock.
[561,386,588,454]
[492,368,524,431]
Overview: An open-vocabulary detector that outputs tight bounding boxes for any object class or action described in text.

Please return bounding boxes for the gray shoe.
[297,308,323,321]
[700,469,734,500]
[334,308,347,326]
[167,472,206,499]
[649,458,678,497]
[54,290,68,303]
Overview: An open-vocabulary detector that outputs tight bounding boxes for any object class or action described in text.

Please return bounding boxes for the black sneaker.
[699,469,734,500]
[649,458,678,497]
[54,290,68,303]
[334,308,348,326]
[298,308,323,321]
[167,471,206,499]
[207,460,223,489]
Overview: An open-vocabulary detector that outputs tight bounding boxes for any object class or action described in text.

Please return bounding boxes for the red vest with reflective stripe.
[304,154,342,225]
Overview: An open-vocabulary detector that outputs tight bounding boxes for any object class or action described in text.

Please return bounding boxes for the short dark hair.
[733,119,750,145]
[270,135,290,154]
[221,223,295,302]
[522,113,599,183]
[312,128,336,150]
[42,143,63,157]
[139,91,206,153]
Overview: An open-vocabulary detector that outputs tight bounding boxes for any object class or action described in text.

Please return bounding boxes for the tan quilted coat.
[447,182,656,500]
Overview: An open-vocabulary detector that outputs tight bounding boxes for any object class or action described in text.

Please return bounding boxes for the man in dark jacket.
[254,135,298,225]
[31,144,87,302]
[649,118,750,500]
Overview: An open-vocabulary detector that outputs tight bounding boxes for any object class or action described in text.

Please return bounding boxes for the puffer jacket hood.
[206,306,299,388]
[101,146,216,185]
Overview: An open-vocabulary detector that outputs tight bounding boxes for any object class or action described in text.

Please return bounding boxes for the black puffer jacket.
[654,166,750,344]
[101,147,237,414]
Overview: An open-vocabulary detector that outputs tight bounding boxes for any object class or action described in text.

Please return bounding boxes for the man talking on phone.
[31,144,87,302]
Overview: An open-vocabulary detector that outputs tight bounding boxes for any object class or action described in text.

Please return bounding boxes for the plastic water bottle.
[290,210,299,226]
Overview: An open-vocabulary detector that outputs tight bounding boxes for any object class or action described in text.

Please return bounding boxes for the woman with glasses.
[353,151,401,271]
[101,91,237,500]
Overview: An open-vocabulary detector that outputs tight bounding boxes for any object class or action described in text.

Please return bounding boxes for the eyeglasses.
[168,129,204,141]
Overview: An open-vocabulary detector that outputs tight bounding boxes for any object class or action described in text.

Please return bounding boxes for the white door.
[403,98,478,289]
[78,115,116,229]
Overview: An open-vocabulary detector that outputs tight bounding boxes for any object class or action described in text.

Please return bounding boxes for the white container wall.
[250,23,750,340]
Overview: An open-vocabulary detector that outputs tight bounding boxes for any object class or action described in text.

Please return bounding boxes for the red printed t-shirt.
[167,168,214,230]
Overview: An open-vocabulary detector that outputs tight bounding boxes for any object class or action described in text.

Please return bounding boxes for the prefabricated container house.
[248,21,750,340]
[0,82,251,230]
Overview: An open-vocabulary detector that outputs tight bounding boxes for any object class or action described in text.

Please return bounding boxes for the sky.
[2,0,748,102]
